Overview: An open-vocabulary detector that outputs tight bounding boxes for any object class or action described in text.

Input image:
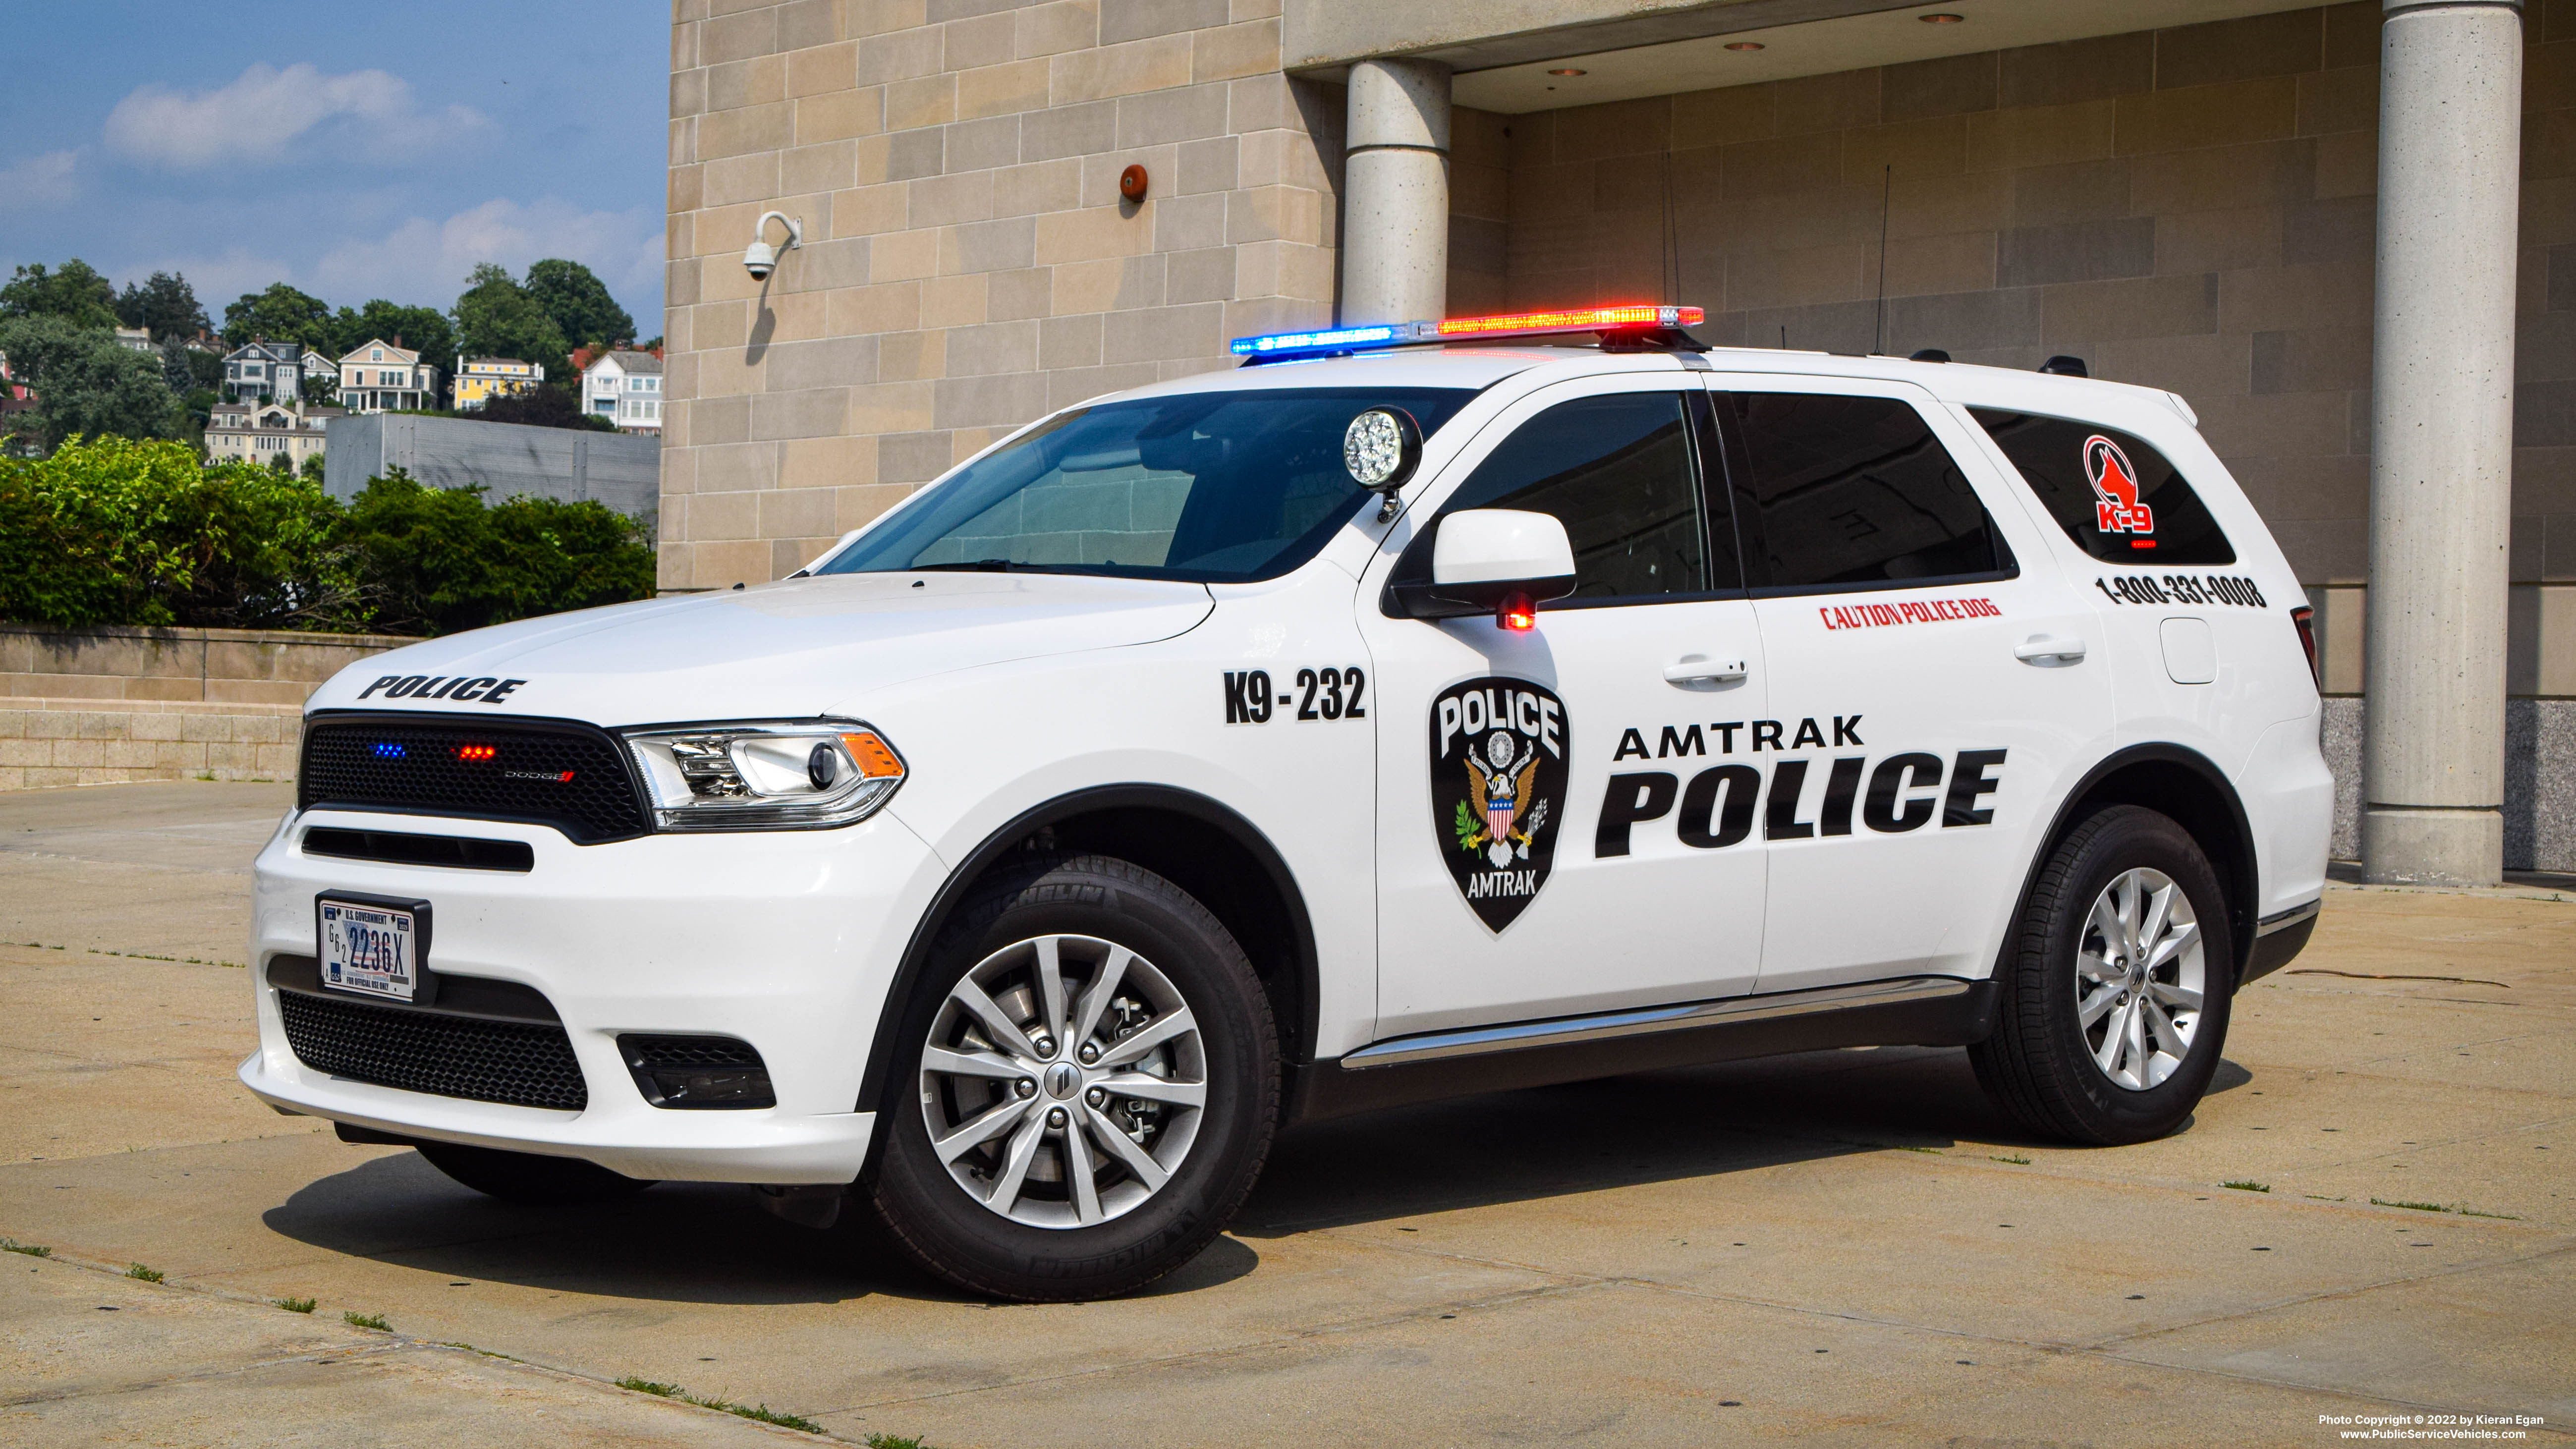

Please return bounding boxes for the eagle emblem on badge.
[1428,677,1568,932]
[1460,729,1545,869]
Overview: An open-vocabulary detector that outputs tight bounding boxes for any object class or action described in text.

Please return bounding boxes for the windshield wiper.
[911,559,1018,572]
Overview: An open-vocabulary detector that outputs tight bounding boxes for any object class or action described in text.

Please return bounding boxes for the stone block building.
[663,0,2574,879]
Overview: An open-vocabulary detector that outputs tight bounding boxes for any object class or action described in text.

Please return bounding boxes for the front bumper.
[242,804,946,1184]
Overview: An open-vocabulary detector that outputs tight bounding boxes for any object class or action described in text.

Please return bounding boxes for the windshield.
[819,387,1478,582]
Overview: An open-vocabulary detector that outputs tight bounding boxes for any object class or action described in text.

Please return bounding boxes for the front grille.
[300,716,647,843]
[279,989,589,1111]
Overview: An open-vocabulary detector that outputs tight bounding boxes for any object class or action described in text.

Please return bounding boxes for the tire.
[1969,805,2235,1146]
[415,1142,654,1205]
[866,853,1280,1302]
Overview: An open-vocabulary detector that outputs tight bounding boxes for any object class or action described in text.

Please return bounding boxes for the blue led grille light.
[373,742,406,759]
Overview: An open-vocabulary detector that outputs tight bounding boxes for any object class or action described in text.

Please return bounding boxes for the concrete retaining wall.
[0,624,413,708]
[0,624,407,790]
[0,698,305,790]
[325,413,660,522]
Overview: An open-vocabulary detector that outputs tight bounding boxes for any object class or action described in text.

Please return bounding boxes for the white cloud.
[0,149,84,208]
[310,196,662,312]
[102,63,492,169]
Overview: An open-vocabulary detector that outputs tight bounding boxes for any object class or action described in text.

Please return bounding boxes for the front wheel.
[1969,805,2235,1146]
[866,854,1280,1302]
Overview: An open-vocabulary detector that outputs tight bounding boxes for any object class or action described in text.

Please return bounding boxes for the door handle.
[1664,655,1748,686]
[2014,634,2087,666]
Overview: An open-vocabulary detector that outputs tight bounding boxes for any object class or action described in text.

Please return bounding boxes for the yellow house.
[451,357,544,410]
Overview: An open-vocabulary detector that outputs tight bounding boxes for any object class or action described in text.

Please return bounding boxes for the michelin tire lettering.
[1429,677,1568,932]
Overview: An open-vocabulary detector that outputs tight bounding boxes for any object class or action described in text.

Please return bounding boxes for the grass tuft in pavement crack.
[1990,1154,2031,1165]
[865,1435,933,1449]
[343,1311,391,1331]
[2223,1180,2270,1193]
[2368,1197,2520,1220]
[616,1376,826,1434]
[124,1263,165,1282]
[1,1237,51,1258]
[275,1296,317,1313]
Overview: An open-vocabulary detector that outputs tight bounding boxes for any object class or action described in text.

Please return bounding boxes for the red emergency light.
[1437,305,1704,338]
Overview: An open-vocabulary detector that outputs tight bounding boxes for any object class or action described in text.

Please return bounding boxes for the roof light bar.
[1227,305,1706,362]
[1437,305,1703,337]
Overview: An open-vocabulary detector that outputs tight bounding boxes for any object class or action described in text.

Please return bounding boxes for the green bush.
[0,436,655,635]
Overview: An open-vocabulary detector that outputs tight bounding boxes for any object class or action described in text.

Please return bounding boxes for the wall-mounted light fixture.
[743,211,802,281]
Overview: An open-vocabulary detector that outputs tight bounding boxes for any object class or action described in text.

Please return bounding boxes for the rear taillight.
[2290,605,2322,691]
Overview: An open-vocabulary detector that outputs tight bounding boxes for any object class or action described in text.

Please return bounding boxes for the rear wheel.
[415,1142,653,1205]
[866,854,1278,1302]
[1970,805,2235,1145]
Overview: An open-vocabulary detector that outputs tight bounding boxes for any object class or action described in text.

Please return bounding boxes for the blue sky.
[0,5,666,336]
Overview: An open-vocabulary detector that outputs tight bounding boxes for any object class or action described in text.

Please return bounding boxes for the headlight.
[621,720,905,831]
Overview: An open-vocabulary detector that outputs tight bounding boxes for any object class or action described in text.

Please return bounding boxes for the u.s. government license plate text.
[317,898,418,1002]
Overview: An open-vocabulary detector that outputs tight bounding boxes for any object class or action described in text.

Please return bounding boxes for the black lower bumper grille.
[279,989,588,1111]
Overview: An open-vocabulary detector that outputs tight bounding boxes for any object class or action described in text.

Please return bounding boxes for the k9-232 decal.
[1222,668,1367,724]
[1429,677,1568,933]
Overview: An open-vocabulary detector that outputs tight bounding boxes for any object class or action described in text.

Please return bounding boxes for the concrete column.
[2363,0,2525,886]
[1340,58,1451,327]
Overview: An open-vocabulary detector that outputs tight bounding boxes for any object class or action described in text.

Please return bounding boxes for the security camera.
[744,211,801,281]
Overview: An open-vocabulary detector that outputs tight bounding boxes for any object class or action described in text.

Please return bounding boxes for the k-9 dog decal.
[1429,677,1568,932]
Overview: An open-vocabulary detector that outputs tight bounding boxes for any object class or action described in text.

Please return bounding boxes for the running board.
[1287,976,1997,1126]
[1342,976,1978,1070]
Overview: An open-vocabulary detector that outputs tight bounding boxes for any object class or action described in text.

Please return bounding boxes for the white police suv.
[243,305,2332,1301]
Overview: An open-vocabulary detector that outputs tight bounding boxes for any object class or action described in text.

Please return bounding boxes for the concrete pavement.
[1,781,2569,1446]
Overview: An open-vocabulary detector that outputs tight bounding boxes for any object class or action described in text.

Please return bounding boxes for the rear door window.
[1714,391,2009,593]
[1967,409,2235,565]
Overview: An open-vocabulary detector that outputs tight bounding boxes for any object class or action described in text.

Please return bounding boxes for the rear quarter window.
[1968,409,2235,566]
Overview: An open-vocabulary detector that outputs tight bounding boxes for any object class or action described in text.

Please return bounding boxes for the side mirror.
[1431,509,1578,631]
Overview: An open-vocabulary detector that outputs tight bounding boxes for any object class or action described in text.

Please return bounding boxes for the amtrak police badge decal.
[1429,677,1568,932]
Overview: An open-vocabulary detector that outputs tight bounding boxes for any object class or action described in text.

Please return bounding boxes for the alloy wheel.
[2075,867,2206,1091]
[917,934,1208,1228]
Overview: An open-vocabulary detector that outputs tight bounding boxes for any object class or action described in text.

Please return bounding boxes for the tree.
[327,300,454,370]
[450,263,569,382]
[221,282,333,349]
[159,337,223,397]
[0,260,120,330]
[115,272,211,341]
[0,315,184,453]
[471,383,615,431]
[522,259,635,354]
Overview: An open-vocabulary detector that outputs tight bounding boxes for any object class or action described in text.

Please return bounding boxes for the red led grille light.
[456,744,497,762]
[1437,305,1704,338]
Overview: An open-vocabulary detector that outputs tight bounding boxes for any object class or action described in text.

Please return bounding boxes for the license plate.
[318,897,419,1002]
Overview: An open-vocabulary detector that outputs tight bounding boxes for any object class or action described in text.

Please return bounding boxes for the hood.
[305,572,1215,725]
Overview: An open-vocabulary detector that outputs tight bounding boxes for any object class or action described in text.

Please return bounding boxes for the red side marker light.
[457,744,496,762]
[1498,591,1537,632]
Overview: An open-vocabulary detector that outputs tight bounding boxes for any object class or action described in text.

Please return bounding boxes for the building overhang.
[1287,0,2338,113]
